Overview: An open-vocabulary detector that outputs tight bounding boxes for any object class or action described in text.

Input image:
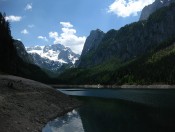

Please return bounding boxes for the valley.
[1,0,175,132]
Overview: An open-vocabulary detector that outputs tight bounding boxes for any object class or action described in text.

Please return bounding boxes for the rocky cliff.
[78,29,105,67]
[140,0,175,20]
[13,40,34,64]
[78,3,175,67]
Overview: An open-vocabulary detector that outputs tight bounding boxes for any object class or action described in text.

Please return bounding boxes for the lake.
[43,88,175,132]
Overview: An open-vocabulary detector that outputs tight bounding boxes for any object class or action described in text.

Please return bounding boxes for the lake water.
[43,88,175,132]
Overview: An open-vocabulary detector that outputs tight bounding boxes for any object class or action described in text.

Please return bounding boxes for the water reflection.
[43,89,175,132]
[78,97,175,132]
[42,109,84,132]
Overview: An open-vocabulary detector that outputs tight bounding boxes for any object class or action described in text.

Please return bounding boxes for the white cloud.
[38,36,48,42]
[49,22,86,54]
[49,32,58,39]
[108,0,155,17]
[21,29,29,34]
[5,15,22,22]
[60,22,73,28]
[28,24,35,28]
[25,3,32,11]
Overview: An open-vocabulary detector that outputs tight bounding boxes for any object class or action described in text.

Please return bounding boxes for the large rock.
[0,75,81,132]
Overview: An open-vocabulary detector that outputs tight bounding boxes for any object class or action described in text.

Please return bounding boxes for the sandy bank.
[0,75,81,132]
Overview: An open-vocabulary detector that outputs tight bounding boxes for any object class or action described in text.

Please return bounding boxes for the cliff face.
[78,3,175,67]
[81,29,105,56]
[140,0,175,20]
[13,40,34,64]
[78,29,105,67]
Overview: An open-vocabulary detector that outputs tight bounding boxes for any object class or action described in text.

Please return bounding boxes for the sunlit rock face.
[140,0,175,20]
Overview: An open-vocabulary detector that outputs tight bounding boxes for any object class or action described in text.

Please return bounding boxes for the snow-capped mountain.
[26,44,80,71]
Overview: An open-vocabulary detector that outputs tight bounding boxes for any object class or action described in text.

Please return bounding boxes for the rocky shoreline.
[52,84,175,89]
[0,75,81,132]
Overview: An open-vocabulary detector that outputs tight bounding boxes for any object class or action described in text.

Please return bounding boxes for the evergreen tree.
[0,12,15,72]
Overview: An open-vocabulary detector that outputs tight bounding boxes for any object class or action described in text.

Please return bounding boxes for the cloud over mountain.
[49,22,86,54]
[108,0,155,17]
[38,36,48,42]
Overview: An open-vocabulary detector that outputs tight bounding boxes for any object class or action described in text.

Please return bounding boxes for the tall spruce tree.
[0,12,16,72]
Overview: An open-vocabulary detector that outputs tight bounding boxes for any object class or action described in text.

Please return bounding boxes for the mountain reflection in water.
[43,89,175,132]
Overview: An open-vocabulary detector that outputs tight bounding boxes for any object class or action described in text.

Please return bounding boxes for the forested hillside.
[78,3,175,68]
[57,3,175,85]
[0,13,50,82]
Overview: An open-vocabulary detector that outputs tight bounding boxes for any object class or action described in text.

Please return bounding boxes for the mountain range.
[1,0,175,85]
[77,0,175,68]
[0,14,50,83]
[26,44,80,71]
[57,1,175,85]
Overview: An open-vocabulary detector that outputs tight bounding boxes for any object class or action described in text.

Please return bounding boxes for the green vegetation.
[0,13,15,73]
[57,38,175,85]
[1,3,175,85]
[57,58,124,85]
[79,3,175,68]
[0,12,50,82]
[114,39,175,85]
[55,3,175,85]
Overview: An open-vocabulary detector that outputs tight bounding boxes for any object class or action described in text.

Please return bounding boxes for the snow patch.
[26,44,79,68]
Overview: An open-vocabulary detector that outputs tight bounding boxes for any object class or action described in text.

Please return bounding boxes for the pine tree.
[0,12,15,72]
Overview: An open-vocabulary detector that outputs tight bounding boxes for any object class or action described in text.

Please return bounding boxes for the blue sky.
[0,0,155,54]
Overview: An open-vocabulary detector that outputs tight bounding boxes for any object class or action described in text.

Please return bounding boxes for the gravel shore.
[52,84,175,89]
[0,75,81,132]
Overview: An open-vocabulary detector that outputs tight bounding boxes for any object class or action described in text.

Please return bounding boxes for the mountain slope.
[26,44,80,71]
[112,38,175,85]
[57,3,175,85]
[57,37,175,85]
[78,29,105,67]
[140,0,175,20]
[78,3,175,68]
[13,40,34,64]
[0,13,50,82]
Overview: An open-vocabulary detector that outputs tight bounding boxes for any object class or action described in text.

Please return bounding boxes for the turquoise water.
[43,88,175,132]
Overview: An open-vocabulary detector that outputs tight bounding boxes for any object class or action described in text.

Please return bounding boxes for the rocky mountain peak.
[140,0,175,21]
[81,29,105,56]
[25,44,80,71]
[43,44,65,53]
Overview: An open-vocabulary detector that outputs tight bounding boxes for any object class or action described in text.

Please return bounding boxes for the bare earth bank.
[0,75,81,132]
